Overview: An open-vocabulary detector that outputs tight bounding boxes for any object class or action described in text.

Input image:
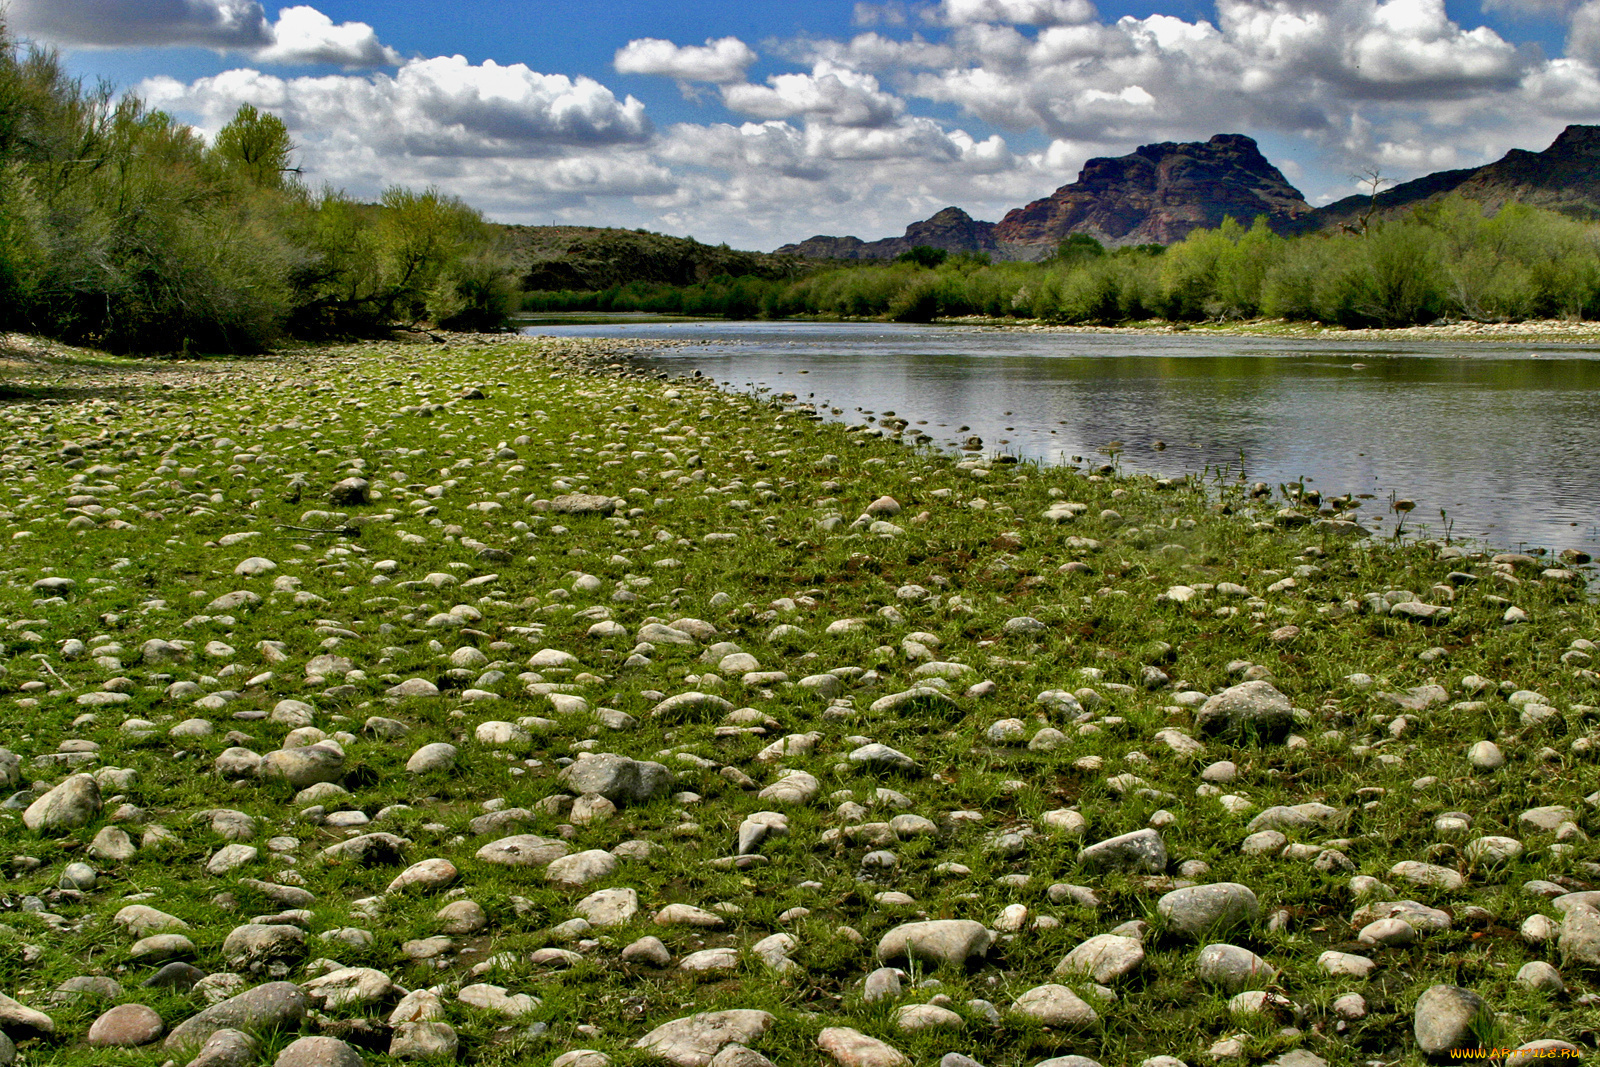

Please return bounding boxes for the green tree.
[210,104,295,189]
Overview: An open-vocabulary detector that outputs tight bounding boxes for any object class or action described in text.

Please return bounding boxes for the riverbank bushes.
[525,199,1600,327]
[0,21,515,353]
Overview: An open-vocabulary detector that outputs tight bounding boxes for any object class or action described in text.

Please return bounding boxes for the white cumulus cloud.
[613,36,758,84]
[933,0,1100,27]
[722,62,906,126]
[254,7,401,67]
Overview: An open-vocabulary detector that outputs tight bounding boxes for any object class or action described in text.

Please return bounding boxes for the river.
[520,316,1600,558]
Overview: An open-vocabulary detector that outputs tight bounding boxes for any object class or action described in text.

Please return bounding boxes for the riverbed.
[521,316,1600,557]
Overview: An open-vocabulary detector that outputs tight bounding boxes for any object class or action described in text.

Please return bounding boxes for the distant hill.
[991,134,1310,255]
[775,135,1312,261]
[1287,124,1600,234]
[773,206,999,260]
[773,125,1600,262]
[500,225,806,291]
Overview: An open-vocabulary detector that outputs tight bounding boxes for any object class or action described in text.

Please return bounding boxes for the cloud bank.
[10,1,400,66]
[99,0,1600,247]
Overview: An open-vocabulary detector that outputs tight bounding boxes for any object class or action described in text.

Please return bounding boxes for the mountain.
[773,135,1311,261]
[773,206,999,260]
[1288,124,1600,233]
[990,134,1311,256]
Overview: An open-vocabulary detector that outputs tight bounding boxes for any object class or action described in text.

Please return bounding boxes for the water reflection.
[520,318,1600,556]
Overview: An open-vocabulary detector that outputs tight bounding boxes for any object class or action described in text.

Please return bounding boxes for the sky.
[8,0,1600,250]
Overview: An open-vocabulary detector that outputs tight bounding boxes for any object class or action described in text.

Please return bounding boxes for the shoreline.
[0,334,1596,1065]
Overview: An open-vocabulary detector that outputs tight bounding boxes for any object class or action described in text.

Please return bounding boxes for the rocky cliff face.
[991,134,1311,256]
[1289,124,1600,233]
[774,206,997,260]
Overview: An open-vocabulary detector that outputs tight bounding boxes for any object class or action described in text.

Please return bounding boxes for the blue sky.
[11,0,1598,248]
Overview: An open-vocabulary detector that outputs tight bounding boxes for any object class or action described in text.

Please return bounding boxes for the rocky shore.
[0,334,1596,1067]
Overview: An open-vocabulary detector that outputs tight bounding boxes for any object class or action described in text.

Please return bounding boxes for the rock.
[1468,740,1504,770]
[1078,828,1167,874]
[327,478,369,506]
[302,968,394,1009]
[130,934,198,962]
[815,1026,910,1067]
[1515,961,1564,994]
[1390,861,1465,891]
[144,962,206,990]
[710,1046,776,1067]
[681,947,739,973]
[89,825,137,862]
[387,858,458,894]
[1194,681,1294,742]
[549,493,618,515]
[895,1003,962,1031]
[634,1009,776,1066]
[116,904,190,937]
[623,936,673,966]
[22,773,101,831]
[163,982,308,1053]
[877,920,994,967]
[559,753,674,805]
[457,984,539,1017]
[1010,984,1098,1026]
[1558,903,1600,966]
[274,1035,365,1067]
[547,849,618,886]
[552,1053,611,1067]
[221,924,306,972]
[206,844,259,876]
[259,744,344,789]
[405,742,457,774]
[386,678,439,698]
[847,743,921,772]
[1157,883,1260,938]
[1196,944,1277,993]
[476,835,570,867]
[577,887,640,926]
[655,903,724,927]
[88,1003,165,1047]
[188,1029,259,1067]
[1413,985,1488,1055]
[319,832,408,866]
[390,1021,459,1060]
[0,991,54,1036]
[1056,934,1145,982]
[1317,950,1375,978]
[435,899,487,934]
[759,770,820,805]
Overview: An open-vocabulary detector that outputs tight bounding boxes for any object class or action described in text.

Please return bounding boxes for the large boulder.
[558,753,674,806]
[1194,681,1294,742]
[23,774,102,832]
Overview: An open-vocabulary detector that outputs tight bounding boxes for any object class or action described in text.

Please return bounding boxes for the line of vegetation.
[0,18,517,354]
[524,201,1600,328]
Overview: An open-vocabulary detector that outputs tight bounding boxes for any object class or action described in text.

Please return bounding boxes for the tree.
[894,245,948,268]
[1056,232,1106,264]
[211,104,295,189]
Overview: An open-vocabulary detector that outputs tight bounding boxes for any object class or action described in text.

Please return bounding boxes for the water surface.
[520,316,1600,556]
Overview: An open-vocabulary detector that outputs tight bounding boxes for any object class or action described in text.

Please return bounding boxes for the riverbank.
[932,316,1600,344]
[0,336,1596,1066]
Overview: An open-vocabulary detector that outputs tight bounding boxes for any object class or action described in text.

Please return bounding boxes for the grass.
[0,333,1595,1066]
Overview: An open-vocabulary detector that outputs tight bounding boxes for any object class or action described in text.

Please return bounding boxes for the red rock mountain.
[991,134,1310,255]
